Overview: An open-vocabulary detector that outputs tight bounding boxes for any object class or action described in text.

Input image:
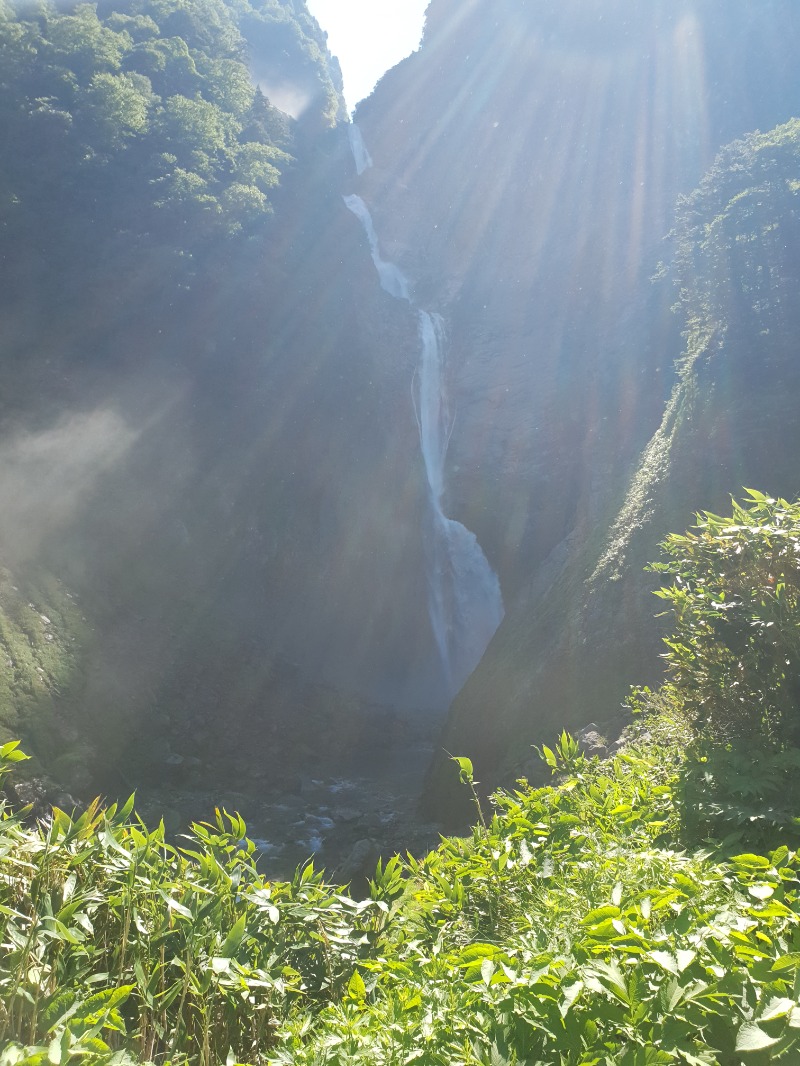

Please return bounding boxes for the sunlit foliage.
[4,496,800,1061]
[647,491,800,746]
[0,0,340,257]
[2,708,800,1064]
[669,119,800,340]
[630,492,800,852]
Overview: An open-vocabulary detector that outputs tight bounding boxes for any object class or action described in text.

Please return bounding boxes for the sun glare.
[306,0,428,109]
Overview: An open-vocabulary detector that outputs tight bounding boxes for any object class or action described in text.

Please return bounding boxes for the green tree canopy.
[0,0,343,261]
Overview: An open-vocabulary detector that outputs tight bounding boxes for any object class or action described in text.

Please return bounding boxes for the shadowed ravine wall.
[348,0,800,817]
[3,0,800,825]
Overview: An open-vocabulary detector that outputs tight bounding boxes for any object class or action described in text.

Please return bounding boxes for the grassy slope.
[1,723,800,1065]
[0,569,91,783]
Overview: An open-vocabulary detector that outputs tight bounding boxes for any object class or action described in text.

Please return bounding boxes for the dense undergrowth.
[3,493,800,1064]
[1,724,800,1066]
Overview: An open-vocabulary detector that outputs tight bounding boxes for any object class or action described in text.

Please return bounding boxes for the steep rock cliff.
[5,0,800,819]
[345,0,800,816]
[357,0,800,586]
[426,119,800,820]
[0,0,441,788]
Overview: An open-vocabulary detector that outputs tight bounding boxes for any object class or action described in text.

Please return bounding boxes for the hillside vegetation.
[0,0,407,794]
[2,495,800,1064]
[0,0,341,258]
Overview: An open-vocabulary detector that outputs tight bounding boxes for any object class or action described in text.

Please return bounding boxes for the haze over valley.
[2,0,800,866]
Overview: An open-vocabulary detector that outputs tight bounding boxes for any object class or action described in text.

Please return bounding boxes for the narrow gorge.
[344,131,504,704]
[1,0,800,856]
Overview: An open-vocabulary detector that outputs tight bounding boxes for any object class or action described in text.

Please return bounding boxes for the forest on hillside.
[0,0,342,299]
[3,7,800,1063]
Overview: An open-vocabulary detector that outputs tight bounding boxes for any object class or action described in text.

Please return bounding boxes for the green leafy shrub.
[0,0,343,265]
[648,490,800,744]
[280,743,800,1066]
[0,741,384,1064]
[3,734,800,1064]
[668,118,800,336]
[4,492,800,1062]
[677,738,800,851]
[537,729,585,776]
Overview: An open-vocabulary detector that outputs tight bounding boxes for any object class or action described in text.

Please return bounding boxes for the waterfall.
[415,312,504,696]
[347,123,373,176]
[344,135,504,701]
[342,195,410,301]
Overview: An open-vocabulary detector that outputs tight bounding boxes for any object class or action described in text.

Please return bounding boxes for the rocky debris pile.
[134,764,442,893]
[126,704,446,893]
[2,774,83,823]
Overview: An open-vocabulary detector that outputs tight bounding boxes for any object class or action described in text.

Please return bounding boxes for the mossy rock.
[0,563,90,776]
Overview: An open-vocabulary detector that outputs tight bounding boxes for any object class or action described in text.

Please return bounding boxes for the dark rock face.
[357,0,800,592]
[0,2,442,792]
[29,142,452,782]
[5,0,800,836]
[346,0,800,818]
[421,114,800,821]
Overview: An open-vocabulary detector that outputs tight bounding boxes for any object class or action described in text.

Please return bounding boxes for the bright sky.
[306,0,429,111]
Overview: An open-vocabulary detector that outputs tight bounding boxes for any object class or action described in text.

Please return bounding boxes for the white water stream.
[347,124,373,176]
[344,127,504,700]
[342,194,409,301]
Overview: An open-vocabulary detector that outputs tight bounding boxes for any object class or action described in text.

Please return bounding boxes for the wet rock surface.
[132,708,445,889]
[3,775,83,823]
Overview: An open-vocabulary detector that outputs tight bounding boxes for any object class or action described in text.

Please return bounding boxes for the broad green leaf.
[451,756,474,781]
[0,741,30,763]
[48,1034,66,1066]
[676,950,696,972]
[540,745,557,768]
[735,1023,780,1052]
[770,845,790,867]
[731,854,771,870]
[459,943,504,963]
[585,961,629,1004]
[659,978,683,1013]
[485,1043,510,1066]
[582,906,621,925]
[100,826,130,859]
[759,997,796,1022]
[560,980,584,1017]
[161,893,192,920]
[753,901,793,918]
[771,953,800,972]
[61,872,77,903]
[43,917,83,945]
[220,914,247,957]
[648,951,679,976]
[679,1052,717,1066]
[624,1050,673,1065]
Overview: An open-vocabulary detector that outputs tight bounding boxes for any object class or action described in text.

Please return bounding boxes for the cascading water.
[347,123,373,176]
[415,313,505,696]
[345,126,504,701]
[342,193,410,301]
